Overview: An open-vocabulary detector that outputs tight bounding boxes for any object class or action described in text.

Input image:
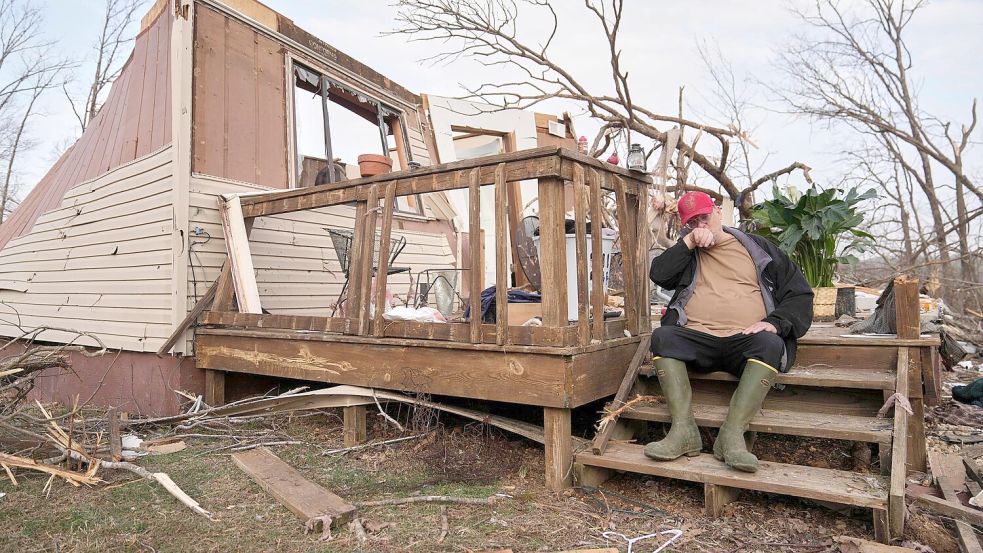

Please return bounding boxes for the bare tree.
[65,0,145,131]
[390,0,813,219]
[0,0,71,223]
[776,0,980,310]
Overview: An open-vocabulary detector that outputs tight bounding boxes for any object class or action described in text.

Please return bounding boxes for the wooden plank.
[357,185,380,336]
[239,149,564,218]
[468,169,482,343]
[640,365,897,391]
[621,402,893,443]
[372,183,396,337]
[346,202,367,331]
[914,494,983,528]
[538,177,568,326]
[544,407,572,490]
[157,265,222,355]
[232,447,355,530]
[205,369,225,406]
[588,170,605,341]
[196,332,575,407]
[573,164,590,346]
[705,483,741,517]
[577,442,889,509]
[212,262,236,312]
[342,405,367,447]
[894,276,920,340]
[614,176,638,335]
[218,195,261,313]
[889,347,910,539]
[928,450,983,553]
[635,177,650,330]
[797,335,938,347]
[494,163,509,345]
[591,337,651,454]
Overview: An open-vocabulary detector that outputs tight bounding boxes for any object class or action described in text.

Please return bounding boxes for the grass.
[0,408,905,552]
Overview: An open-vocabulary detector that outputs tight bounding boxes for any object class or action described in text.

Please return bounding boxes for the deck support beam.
[544,407,572,491]
[343,405,367,447]
[205,369,225,406]
[704,483,742,517]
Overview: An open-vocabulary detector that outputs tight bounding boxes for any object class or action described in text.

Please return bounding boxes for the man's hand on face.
[742,321,778,335]
[684,227,715,249]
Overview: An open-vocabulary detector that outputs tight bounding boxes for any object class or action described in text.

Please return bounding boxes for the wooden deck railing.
[208,146,652,351]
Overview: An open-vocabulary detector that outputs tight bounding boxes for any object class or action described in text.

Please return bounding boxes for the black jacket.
[650,227,814,371]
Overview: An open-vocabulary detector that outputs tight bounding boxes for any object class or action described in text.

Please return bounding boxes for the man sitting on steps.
[644,191,813,473]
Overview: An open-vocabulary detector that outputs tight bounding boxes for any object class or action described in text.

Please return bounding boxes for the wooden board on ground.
[577,442,889,509]
[927,450,983,553]
[232,446,355,531]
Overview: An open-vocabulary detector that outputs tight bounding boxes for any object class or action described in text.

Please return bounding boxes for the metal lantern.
[626,143,645,172]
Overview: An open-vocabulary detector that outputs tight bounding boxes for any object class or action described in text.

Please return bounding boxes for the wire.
[187,229,212,313]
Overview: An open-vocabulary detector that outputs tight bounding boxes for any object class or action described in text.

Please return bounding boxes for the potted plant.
[750,185,877,321]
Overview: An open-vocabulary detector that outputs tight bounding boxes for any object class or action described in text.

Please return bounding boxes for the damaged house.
[0,0,574,415]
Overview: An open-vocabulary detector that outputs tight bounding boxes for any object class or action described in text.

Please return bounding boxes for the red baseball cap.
[677,191,715,226]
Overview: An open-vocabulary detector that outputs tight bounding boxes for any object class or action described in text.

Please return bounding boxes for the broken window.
[290,63,423,215]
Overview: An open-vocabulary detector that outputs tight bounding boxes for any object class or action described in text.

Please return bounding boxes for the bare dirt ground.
[1,377,978,553]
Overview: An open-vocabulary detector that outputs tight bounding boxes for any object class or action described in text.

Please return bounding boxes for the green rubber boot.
[713,359,778,473]
[643,357,702,461]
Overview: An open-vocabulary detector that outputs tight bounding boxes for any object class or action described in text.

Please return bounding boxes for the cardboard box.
[507,302,542,324]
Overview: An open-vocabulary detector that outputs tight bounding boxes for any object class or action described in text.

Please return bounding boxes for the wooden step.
[576,442,889,509]
[617,402,893,443]
[639,365,896,391]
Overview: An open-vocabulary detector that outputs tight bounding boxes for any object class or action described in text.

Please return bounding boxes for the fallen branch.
[0,452,101,487]
[437,505,449,543]
[100,460,214,520]
[322,434,426,455]
[356,495,499,508]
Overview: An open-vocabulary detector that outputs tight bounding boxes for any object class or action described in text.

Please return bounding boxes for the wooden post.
[894,276,927,472]
[614,177,638,335]
[469,169,482,343]
[539,177,568,327]
[894,276,920,340]
[205,369,225,406]
[888,346,910,540]
[494,163,509,345]
[704,483,741,517]
[634,183,650,331]
[544,407,572,491]
[373,183,397,337]
[573,164,590,346]
[343,405,367,447]
[589,170,605,341]
[357,185,380,336]
[346,201,367,331]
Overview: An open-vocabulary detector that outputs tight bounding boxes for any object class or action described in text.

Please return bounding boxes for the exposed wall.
[183,174,458,351]
[0,147,175,351]
[191,4,288,188]
[0,8,173,251]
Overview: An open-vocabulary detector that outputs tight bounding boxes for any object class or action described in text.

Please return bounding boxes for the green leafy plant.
[750,185,877,288]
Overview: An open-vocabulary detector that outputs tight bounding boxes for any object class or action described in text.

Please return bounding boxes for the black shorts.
[649,325,784,376]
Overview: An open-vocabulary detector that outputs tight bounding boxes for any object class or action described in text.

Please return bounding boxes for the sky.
[21,0,983,203]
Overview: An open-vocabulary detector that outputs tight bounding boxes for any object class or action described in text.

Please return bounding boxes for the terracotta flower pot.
[357,154,393,178]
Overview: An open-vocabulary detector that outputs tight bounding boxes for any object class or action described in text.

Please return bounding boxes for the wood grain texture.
[589,170,605,341]
[232,447,355,530]
[494,163,509,345]
[927,450,983,553]
[468,169,481,343]
[373,183,396,337]
[218,195,261,314]
[578,442,888,509]
[573,164,590,346]
[888,347,910,539]
[538,177,567,326]
[204,369,225,406]
[342,405,367,447]
[704,483,741,517]
[544,407,572,490]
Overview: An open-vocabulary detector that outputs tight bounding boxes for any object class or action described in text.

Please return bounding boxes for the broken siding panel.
[185,175,456,327]
[0,147,175,352]
[191,5,288,188]
[0,8,172,251]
